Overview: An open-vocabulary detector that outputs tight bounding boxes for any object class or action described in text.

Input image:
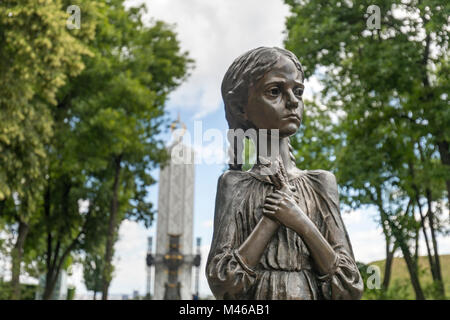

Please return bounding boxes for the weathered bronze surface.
[206,47,363,300]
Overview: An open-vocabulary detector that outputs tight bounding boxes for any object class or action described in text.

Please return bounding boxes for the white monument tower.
[148,117,199,300]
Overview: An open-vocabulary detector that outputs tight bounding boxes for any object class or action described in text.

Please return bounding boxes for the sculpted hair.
[222,47,303,170]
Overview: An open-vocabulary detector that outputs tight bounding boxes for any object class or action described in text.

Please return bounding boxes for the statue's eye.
[293,87,304,97]
[268,87,281,97]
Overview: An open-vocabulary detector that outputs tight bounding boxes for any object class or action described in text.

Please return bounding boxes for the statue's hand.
[262,157,305,229]
[267,157,298,197]
[263,189,306,230]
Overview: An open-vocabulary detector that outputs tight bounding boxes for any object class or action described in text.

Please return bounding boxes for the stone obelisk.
[153,120,195,300]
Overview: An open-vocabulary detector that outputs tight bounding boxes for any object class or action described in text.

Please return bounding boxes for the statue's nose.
[286,92,298,109]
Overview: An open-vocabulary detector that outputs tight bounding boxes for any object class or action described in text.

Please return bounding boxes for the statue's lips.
[282,114,301,121]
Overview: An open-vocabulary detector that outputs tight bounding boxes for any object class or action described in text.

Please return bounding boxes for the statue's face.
[245,55,304,137]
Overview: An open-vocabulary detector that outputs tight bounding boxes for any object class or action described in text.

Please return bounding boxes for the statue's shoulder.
[306,169,337,185]
[303,169,339,197]
[215,171,249,212]
[217,170,247,190]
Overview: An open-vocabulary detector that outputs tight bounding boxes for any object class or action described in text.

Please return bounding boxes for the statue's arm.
[265,189,338,276]
[263,170,363,299]
[237,215,279,268]
[206,171,277,299]
[313,171,364,299]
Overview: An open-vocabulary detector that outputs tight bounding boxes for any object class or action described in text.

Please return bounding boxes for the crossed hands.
[262,158,306,230]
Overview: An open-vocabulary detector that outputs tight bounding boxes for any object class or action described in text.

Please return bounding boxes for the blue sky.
[67,0,450,299]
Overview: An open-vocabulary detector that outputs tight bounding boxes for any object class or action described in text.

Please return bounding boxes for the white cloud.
[342,209,365,226]
[349,228,386,263]
[107,220,153,296]
[69,220,154,298]
[201,220,213,229]
[128,0,300,119]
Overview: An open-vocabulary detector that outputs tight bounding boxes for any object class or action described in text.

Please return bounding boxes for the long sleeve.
[317,244,364,299]
[205,171,257,299]
[309,170,364,300]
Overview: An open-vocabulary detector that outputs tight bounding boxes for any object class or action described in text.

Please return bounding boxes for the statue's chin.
[280,122,301,138]
[252,121,301,138]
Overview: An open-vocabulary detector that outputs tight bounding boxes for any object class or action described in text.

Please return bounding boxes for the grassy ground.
[361,254,449,299]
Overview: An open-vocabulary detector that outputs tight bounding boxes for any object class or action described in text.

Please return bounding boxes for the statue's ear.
[237,101,250,121]
[241,107,248,121]
[232,101,247,121]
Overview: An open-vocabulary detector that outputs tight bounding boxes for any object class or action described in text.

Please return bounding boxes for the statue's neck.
[251,133,296,177]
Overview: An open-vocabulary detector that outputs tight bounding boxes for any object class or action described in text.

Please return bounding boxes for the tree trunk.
[372,187,398,292]
[10,219,29,300]
[389,204,426,300]
[42,271,59,300]
[437,140,450,211]
[428,214,444,297]
[415,195,437,281]
[93,291,97,300]
[425,188,445,297]
[42,180,66,300]
[102,155,122,300]
[387,218,425,300]
[399,241,426,300]
[382,241,395,290]
[379,207,395,291]
[409,160,442,296]
[378,191,425,300]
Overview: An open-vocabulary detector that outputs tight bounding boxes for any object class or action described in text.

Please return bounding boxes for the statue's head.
[221,47,304,137]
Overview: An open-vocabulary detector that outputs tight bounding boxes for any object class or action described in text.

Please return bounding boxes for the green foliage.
[242,138,257,171]
[83,246,106,296]
[66,286,76,300]
[291,100,338,172]
[0,0,100,299]
[285,0,449,299]
[362,255,450,299]
[0,279,11,300]
[0,280,37,300]
[0,0,95,206]
[0,0,191,299]
[284,0,449,194]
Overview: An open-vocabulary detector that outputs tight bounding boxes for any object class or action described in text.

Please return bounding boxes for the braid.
[288,138,297,167]
[227,130,243,170]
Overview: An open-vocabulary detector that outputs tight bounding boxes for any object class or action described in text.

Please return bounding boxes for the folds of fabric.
[206,169,363,300]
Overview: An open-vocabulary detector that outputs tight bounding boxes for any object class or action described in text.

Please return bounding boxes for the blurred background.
[0,0,448,300]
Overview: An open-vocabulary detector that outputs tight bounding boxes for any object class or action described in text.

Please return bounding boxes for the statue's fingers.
[263,204,279,211]
[266,197,281,205]
[275,190,295,204]
[274,190,289,198]
[267,192,283,199]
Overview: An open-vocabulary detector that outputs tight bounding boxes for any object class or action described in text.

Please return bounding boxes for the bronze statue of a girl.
[206,47,363,300]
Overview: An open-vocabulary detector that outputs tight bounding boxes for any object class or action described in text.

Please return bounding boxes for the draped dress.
[206,167,364,300]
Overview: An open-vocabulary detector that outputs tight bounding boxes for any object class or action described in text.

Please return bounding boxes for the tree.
[39,0,192,300]
[0,0,96,299]
[83,247,106,300]
[284,0,448,299]
[1,0,191,300]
